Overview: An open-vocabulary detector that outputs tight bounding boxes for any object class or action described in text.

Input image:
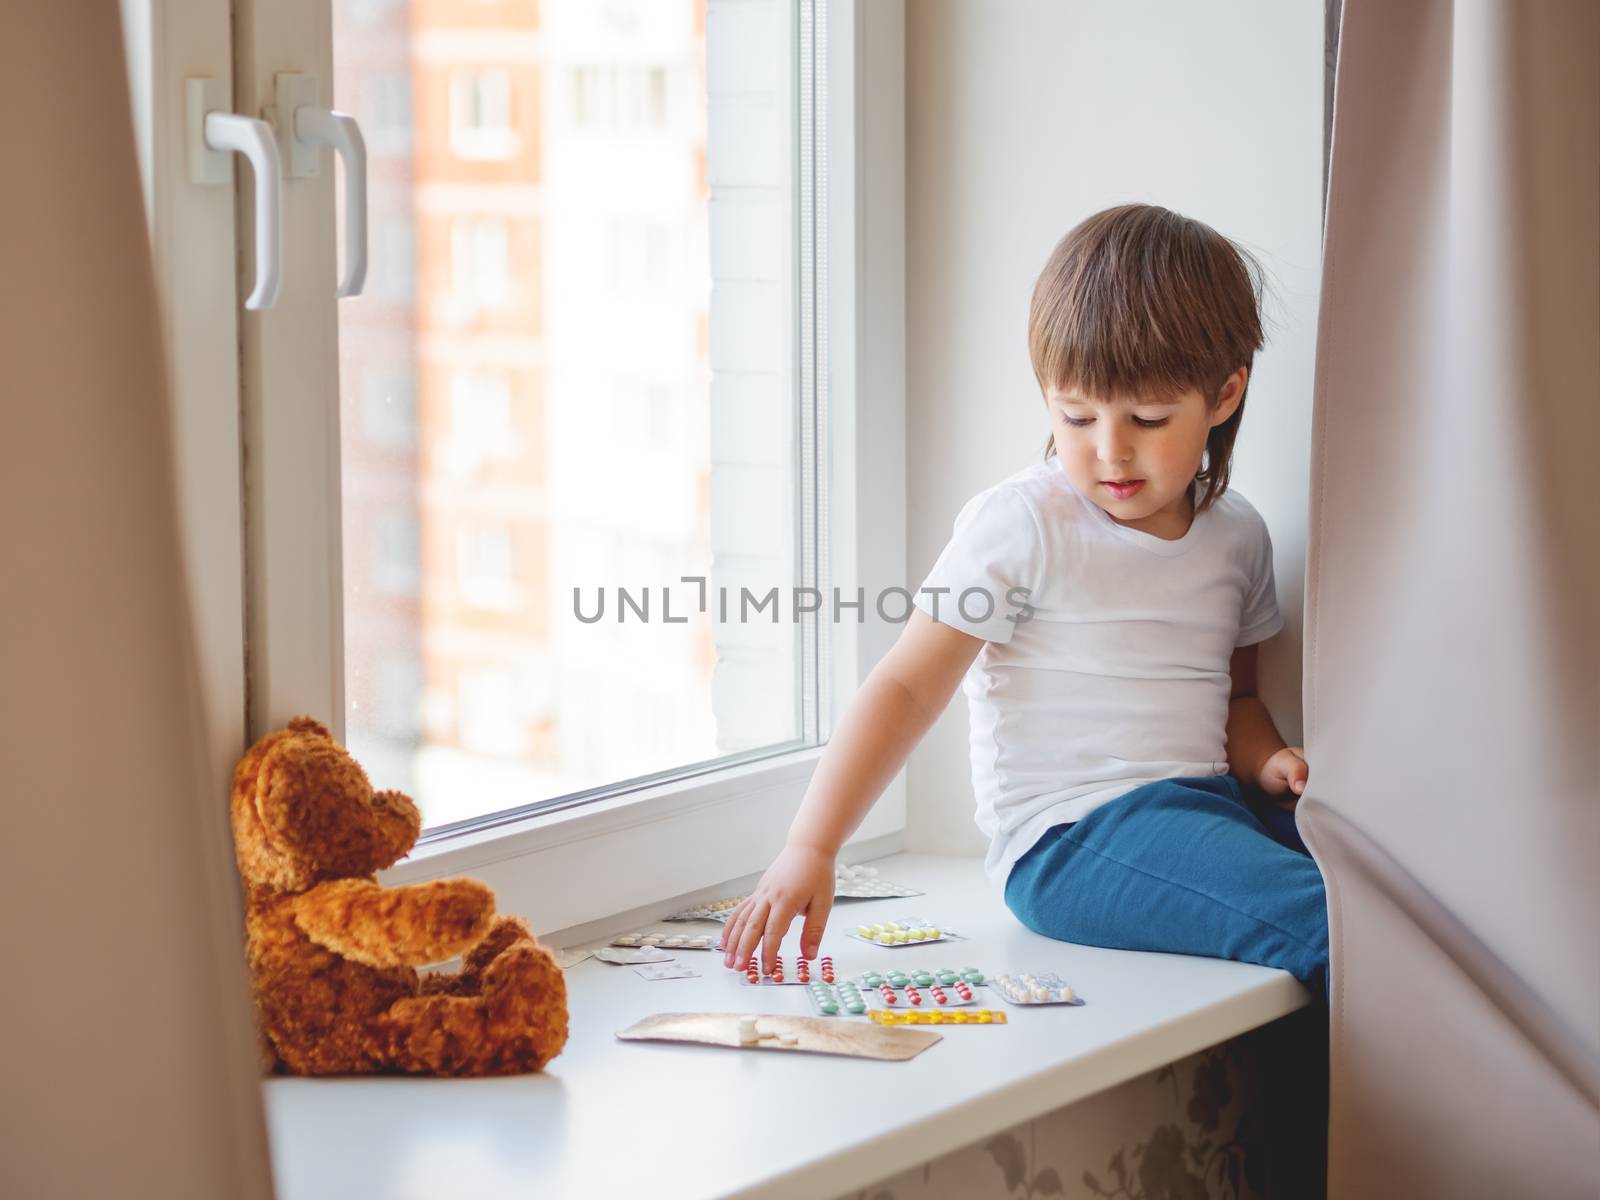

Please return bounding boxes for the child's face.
[1045,368,1246,537]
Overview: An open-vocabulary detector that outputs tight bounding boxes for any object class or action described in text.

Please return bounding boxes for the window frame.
[146,0,905,934]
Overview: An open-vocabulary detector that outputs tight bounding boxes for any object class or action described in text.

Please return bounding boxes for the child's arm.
[719,608,985,972]
[1226,641,1309,807]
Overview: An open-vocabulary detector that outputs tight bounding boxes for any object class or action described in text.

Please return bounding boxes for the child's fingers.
[759,903,791,976]
[799,894,832,959]
[719,899,751,964]
[729,898,768,970]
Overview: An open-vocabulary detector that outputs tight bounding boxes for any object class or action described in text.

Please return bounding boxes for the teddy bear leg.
[377,941,567,1076]
[477,941,570,1074]
[413,914,535,998]
[459,915,535,983]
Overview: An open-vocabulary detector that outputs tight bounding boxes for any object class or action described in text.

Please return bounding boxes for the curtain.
[1299,1,1599,1195]
[0,6,273,1198]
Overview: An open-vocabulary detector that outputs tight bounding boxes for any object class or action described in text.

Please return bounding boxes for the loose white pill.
[738,1017,759,1044]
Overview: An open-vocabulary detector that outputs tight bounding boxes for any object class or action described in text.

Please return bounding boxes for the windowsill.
[263,851,1311,1200]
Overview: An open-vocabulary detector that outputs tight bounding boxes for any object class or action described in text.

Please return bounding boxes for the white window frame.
[141,0,906,935]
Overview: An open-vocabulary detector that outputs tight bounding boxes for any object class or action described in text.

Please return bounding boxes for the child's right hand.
[719,842,835,973]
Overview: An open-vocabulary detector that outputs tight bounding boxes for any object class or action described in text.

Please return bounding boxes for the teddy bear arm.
[290,877,495,968]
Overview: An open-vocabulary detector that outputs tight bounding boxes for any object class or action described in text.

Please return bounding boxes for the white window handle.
[293,108,368,298]
[187,79,283,311]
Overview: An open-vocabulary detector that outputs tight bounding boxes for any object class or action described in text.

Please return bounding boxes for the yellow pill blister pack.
[845,916,965,948]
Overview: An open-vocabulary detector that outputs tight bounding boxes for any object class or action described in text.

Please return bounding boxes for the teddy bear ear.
[287,716,333,740]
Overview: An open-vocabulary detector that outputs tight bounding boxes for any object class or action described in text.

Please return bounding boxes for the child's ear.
[1211,367,1248,426]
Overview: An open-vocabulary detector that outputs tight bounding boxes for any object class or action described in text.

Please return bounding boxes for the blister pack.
[804,978,868,1017]
[990,972,1085,1006]
[856,967,986,1009]
[832,863,923,900]
[737,954,838,987]
[845,917,964,948]
[868,1008,1007,1026]
[611,932,718,951]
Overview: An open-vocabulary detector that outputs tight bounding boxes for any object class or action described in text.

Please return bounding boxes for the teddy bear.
[229,716,569,1076]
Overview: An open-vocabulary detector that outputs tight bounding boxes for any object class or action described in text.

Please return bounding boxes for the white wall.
[904,0,1325,854]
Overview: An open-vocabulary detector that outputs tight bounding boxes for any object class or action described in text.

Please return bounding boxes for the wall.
[839,1009,1327,1200]
[904,0,1326,854]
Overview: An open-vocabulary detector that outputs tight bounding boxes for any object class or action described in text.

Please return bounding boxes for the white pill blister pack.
[611,932,718,951]
[990,972,1085,1006]
[832,863,924,900]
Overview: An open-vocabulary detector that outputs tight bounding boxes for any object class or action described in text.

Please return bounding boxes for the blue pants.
[1004,774,1330,996]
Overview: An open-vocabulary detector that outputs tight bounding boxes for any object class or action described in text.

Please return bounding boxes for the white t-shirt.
[912,455,1284,894]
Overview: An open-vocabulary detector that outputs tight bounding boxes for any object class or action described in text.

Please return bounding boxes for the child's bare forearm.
[785,665,941,856]
[1225,696,1288,788]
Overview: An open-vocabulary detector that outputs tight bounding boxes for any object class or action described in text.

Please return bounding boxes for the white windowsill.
[263,851,1311,1200]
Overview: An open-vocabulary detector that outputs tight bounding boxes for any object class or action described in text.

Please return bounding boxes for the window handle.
[187,79,283,311]
[293,108,368,298]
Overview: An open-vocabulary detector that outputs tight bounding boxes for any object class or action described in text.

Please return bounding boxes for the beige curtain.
[1299,1,1599,1196]
[0,6,273,1199]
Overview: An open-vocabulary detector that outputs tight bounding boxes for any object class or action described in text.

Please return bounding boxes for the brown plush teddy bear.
[229,716,569,1076]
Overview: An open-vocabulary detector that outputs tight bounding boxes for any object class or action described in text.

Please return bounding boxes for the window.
[448,68,519,160]
[606,221,672,295]
[372,219,416,302]
[451,218,511,310]
[570,63,671,132]
[370,512,421,596]
[129,0,906,931]
[446,369,517,472]
[361,74,413,155]
[455,521,520,611]
[362,370,418,450]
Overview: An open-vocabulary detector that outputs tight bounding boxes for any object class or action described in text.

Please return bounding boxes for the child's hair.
[1028,204,1267,514]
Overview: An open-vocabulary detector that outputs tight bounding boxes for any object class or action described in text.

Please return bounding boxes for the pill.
[975,1011,992,1024]
[857,925,873,937]
[961,969,984,984]
[907,988,922,1005]
[887,973,908,987]
[883,922,902,932]
[953,1011,970,1023]
[936,970,957,985]
[845,1000,866,1014]
[738,1017,759,1043]
[778,1032,798,1046]
[1060,986,1077,1003]
[662,936,685,948]
[932,991,948,1005]
[912,971,933,986]
[820,1001,838,1015]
